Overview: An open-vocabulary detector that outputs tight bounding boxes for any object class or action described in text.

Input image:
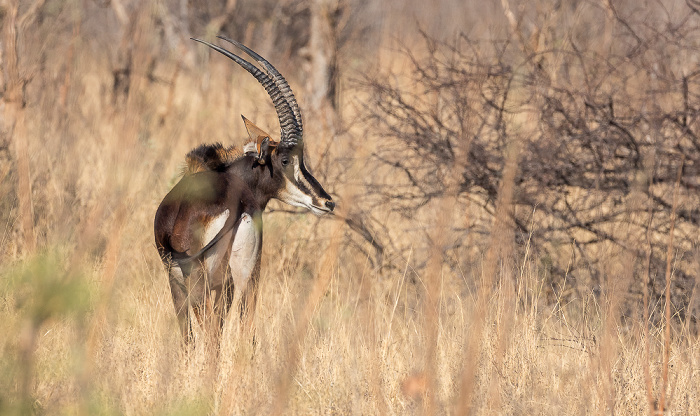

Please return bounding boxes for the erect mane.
[184,143,242,175]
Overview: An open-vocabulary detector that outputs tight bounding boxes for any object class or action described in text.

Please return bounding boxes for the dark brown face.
[272,146,334,215]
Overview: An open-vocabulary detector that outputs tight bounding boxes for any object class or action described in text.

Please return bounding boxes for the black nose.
[325,201,335,211]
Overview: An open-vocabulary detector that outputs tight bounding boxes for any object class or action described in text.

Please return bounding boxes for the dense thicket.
[361,4,700,324]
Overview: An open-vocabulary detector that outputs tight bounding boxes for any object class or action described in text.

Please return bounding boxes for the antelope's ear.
[242,115,277,164]
[242,115,271,143]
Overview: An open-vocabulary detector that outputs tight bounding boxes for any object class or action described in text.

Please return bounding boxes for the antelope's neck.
[228,156,275,211]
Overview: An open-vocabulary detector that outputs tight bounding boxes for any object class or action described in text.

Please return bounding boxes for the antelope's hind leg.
[168,263,194,345]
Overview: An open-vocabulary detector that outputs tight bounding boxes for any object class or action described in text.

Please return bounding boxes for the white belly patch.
[203,210,230,246]
[203,209,230,273]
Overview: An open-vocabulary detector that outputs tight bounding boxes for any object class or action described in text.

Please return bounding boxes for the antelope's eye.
[281,158,289,166]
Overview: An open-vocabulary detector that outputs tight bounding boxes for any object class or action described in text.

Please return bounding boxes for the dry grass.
[3,240,700,415]
[2,1,700,414]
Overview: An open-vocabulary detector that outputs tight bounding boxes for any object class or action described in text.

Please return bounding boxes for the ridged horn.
[191,38,301,148]
[217,35,303,148]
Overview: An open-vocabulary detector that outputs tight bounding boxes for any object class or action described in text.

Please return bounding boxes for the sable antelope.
[154,36,334,345]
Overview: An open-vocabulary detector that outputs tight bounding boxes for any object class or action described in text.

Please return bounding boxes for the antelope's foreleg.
[228,212,261,341]
[218,275,235,332]
[193,295,221,349]
[239,259,260,338]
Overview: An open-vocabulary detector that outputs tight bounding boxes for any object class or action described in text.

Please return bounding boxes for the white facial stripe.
[292,155,316,196]
[278,176,315,208]
[293,155,302,182]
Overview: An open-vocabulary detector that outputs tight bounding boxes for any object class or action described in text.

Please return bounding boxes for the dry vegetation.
[2,0,700,414]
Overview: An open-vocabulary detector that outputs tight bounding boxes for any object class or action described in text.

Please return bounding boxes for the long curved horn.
[217,36,303,148]
[191,38,301,147]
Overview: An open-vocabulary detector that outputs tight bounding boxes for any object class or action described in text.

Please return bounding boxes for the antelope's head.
[192,36,335,216]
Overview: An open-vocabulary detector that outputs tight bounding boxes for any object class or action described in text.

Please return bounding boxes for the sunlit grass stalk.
[643,195,657,415]
[658,155,684,413]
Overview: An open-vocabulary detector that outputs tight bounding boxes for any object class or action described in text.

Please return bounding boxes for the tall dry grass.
[3,234,699,414]
[1,0,699,414]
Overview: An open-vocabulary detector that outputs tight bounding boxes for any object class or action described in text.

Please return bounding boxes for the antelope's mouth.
[309,200,335,216]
